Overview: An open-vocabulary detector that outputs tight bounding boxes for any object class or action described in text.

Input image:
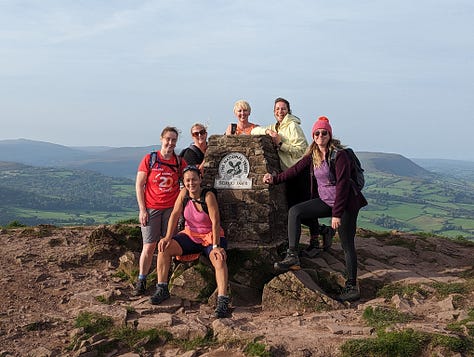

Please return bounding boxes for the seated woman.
[225,100,258,135]
[151,165,230,318]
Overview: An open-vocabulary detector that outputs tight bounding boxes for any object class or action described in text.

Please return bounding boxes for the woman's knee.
[142,242,156,254]
[210,257,227,271]
[288,205,304,222]
[160,241,182,258]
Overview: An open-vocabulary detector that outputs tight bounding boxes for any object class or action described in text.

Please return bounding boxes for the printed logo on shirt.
[151,168,177,193]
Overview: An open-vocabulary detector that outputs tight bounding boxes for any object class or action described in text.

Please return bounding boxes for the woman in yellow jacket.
[252,98,334,253]
[251,97,307,170]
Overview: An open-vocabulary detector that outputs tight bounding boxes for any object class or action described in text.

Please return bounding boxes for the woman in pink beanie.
[263,116,367,302]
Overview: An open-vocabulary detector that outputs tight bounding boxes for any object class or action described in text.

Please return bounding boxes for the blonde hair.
[306,138,345,168]
[233,100,251,114]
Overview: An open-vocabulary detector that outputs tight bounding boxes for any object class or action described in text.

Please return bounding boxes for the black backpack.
[179,145,204,165]
[177,187,217,230]
[328,148,365,191]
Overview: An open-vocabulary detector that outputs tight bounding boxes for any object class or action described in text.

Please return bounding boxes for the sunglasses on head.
[183,165,201,176]
[314,130,328,137]
[192,129,207,137]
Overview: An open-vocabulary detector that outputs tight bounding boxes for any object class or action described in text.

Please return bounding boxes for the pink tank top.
[184,199,212,243]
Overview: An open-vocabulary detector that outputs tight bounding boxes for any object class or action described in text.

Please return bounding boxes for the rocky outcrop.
[262,270,344,313]
[1,225,473,356]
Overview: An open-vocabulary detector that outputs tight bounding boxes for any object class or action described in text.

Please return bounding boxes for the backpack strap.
[146,151,158,179]
[175,152,183,181]
[149,151,157,170]
[148,151,183,175]
[190,188,217,215]
[182,191,191,210]
[181,187,217,216]
[328,148,339,184]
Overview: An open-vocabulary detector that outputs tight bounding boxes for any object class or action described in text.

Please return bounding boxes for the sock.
[138,274,147,281]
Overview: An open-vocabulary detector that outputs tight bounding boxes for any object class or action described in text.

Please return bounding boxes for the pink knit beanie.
[312,116,332,138]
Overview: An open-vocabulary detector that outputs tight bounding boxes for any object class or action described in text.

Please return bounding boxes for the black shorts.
[173,233,228,257]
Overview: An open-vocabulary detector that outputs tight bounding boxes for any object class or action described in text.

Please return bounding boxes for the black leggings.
[286,172,320,237]
[288,198,359,285]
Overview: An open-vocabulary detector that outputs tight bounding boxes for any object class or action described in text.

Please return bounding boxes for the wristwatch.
[212,244,219,249]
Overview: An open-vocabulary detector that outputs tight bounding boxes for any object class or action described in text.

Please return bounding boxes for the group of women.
[134,98,367,319]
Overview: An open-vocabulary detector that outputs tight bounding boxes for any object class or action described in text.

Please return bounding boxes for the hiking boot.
[274,249,301,272]
[150,284,170,305]
[301,237,322,258]
[337,283,360,302]
[321,225,335,251]
[132,279,146,296]
[214,295,231,318]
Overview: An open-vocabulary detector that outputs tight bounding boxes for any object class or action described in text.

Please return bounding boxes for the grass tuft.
[74,311,114,337]
[376,282,428,300]
[363,306,414,329]
[244,340,271,357]
[431,282,468,298]
[341,329,428,357]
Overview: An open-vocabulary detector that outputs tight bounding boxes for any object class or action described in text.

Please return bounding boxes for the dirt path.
[0,226,473,356]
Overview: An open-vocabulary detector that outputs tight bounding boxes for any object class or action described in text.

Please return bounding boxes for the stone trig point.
[201,135,287,249]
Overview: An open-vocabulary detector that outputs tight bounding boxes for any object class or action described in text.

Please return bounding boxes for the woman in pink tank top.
[151,165,230,318]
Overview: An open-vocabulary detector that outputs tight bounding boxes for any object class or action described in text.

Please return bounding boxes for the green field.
[1,162,473,239]
[0,163,137,226]
[359,172,474,238]
[5,207,137,226]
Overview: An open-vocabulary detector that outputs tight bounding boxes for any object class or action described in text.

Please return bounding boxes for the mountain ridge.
[2,138,464,180]
[1,139,473,237]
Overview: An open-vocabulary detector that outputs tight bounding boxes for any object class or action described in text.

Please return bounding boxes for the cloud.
[46,1,171,44]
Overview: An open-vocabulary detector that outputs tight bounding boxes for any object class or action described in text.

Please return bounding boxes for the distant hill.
[1,139,435,180]
[357,152,432,177]
[412,158,474,182]
[1,139,473,237]
[0,161,136,226]
[0,139,158,179]
[0,138,93,166]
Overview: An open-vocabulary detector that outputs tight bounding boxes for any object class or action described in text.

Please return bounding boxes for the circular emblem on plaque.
[218,152,250,180]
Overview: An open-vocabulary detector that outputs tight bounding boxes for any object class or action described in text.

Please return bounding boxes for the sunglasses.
[183,165,201,175]
[314,130,328,137]
[192,129,207,137]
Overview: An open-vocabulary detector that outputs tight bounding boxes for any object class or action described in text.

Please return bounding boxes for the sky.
[0,0,473,160]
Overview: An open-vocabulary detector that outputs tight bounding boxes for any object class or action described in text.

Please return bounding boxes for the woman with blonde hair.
[180,123,208,170]
[263,116,367,302]
[225,100,258,135]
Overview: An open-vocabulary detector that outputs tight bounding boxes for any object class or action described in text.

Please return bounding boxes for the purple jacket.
[273,151,368,218]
